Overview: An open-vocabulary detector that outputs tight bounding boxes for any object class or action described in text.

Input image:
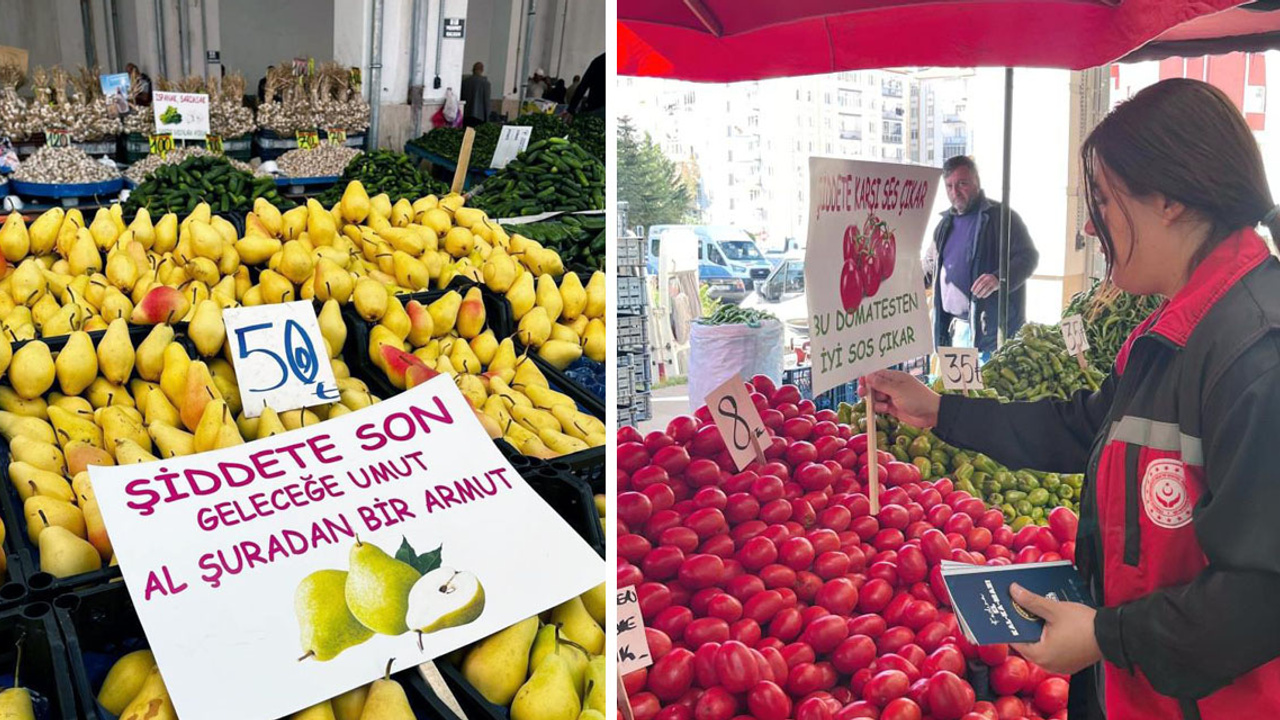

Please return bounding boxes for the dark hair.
[1082,78,1276,272]
[942,155,978,178]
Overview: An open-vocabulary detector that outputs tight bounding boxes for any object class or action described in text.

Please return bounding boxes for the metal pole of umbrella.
[998,67,1014,348]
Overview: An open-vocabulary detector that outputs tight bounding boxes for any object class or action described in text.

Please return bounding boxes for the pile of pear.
[97,649,412,719]
[459,583,607,720]
[364,288,604,460]
[0,177,593,343]
[476,230,606,369]
[0,315,380,579]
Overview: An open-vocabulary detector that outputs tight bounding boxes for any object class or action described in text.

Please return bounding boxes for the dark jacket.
[568,54,605,116]
[923,193,1038,352]
[934,229,1280,719]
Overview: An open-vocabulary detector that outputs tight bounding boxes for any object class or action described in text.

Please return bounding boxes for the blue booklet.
[940,560,1094,645]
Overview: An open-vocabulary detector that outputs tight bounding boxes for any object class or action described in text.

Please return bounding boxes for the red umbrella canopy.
[619,0,1246,82]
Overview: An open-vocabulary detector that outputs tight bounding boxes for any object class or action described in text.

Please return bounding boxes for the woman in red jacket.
[863,78,1280,719]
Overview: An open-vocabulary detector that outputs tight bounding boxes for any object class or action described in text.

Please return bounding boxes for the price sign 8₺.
[939,347,984,391]
[221,301,340,418]
[705,373,769,471]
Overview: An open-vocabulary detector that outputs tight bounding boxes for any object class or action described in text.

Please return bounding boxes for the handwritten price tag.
[705,373,768,471]
[296,130,320,150]
[617,585,654,675]
[205,134,223,154]
[490,125,533,169]
[327,128,347,146]
[149,133,174,158]
[939,347,984,391]
[1061,314,1089,358]
[221,301,340,418]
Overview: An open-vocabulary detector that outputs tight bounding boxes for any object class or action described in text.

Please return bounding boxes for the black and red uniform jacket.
[933,228,1280,719]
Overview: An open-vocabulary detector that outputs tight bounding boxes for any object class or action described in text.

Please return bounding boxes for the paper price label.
[205,134,223,154]
[149,133,174,158]
[490,125,534,169]
[222,301,340,418]
[617,585,654,675]
[706,373,768,471]
[327,128,347,146]
[939,347,984,390]
[45,129,72,148]
[296,130,320,150]
[1061,315,1089,357]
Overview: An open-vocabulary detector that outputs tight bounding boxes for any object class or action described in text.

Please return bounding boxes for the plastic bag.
[688,319,785,412]
[443,88,460,124]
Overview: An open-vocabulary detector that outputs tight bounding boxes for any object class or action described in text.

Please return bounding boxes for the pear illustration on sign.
[840,212,899,311]
[294,536,485,661]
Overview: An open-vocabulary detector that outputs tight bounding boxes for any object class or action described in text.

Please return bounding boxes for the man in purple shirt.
[924,156,1039,356]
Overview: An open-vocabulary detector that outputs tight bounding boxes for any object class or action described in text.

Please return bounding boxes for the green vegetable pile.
[696,305,778,327]
[501,214,606,272]
[513,112,568,142]
[408,123,502,166]
[978,323,1106,401]
[471,139,604,218]
[568,115,605,161]
[123,155,292,215]
[837,401,1084,528]
[315,150,446,206]
[1063,281,1162,373]
[159,105,182,124]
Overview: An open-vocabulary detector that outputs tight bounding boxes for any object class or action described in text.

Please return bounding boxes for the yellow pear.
[97,650,156,715]
[517,307,552,348]
[506,271,536,319]
[538,340,584,371]
[0,211,31,262]
[189,299,226,357]
[584,271,605,318]
[427,290,462,337]
[55,331,98,395]
[118,667,177,720]
[28,206,63,254]
[352,278,388,322]
[135,324,175,382]
[313,258,354,303]
[537,274,564,323]
[97,319,136,385]
[318,299,348,358]
[341,181,372,223]
[255,197,284,236]
[583,319,605,363]
[10,341,55,400]
[150,423,196,458]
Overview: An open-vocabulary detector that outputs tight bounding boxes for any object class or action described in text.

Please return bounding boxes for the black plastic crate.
[0,601,78,720]
[528,355,605,493]
[0,324,189,597]
[495,441,605,558]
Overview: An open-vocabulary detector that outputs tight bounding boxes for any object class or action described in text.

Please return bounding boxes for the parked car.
[741,251,811,350]
[646,225,773,303]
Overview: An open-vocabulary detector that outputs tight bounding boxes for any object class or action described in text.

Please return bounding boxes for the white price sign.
[1060,314,1090,358]
[152,91,210,140]
[705,373,768,471]
[222,302,340,418]
[490,125,534,169]
[938,347,984,391]
[617,585,653,675]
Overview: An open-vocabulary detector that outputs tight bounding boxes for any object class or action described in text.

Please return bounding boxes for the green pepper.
[1004,490,1027,503]
[982,477,1001,495]
[973,455,1000,475]
[1028,488,1051,507]
[1031,507,1046,521]
[891,447,910,463]
[1043,474,1061,491]
[997,472,1017,492]
[930,449,950,467]
[895,435,912,451]
[989,492,1004,506]
[1011,515,1033,531]
[913,457,932,478]
[957,479,978,497]
[1057,485,1075,500]
[1016,500,1034,517]
[908,436,932,459]
[932,461,948,479]
[955,463,975,482]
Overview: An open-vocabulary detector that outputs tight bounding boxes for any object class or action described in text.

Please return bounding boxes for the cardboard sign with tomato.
[805,158,941,397]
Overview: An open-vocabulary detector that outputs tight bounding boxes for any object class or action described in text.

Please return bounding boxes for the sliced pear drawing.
[405,566,485,645]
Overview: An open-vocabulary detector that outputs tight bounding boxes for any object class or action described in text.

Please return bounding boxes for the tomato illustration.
[840,257,864,311]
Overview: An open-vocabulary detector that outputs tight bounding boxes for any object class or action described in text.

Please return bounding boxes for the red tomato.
[713,641,760,694]
[747,681,792,720]
[863,670,911,706]
[989,657,1029,696]
[630,693,661,720]
[1034,678,1069,714]
[694,687,738,720]
[649,648,696,702]
[831,634,877,674]
[840,260,864,311]
[926,671,976,720]
[881,698,922,720]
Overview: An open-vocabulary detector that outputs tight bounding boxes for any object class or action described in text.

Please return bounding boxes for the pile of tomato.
[840,214,898,312]
[618,375,1075,720]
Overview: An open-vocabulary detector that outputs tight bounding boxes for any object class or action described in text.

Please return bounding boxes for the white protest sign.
[1060,314,1089,357]
[152,91,210,140]
[938,347,984,391]
[805,159,940,397]
[616,585,653,675]
[705,373,767,471]
[490,125,534,169]
[90,375,605,720]
[222,302,340,418]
